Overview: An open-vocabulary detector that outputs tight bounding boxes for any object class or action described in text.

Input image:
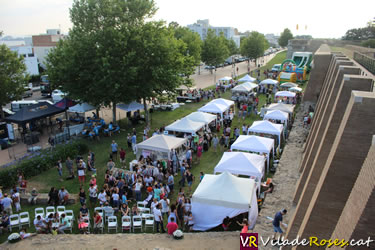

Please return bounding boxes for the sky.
[0,0,374,38]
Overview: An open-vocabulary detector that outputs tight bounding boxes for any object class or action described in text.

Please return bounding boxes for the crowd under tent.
[165,118,205,135]
[264,110,289,127]
[231,135,274,172]
[275,91,296,98]
[136,134,187,161]
[117,101,144,112]
[214,152,265,192]
[289,87,302,92]
[238,74,256,83]
[192,172,258,231]
[280,82,298,89]
[69,103,96,113]
[248,120,283,150]
[260,79,278,85]
[198,102,229,118]
[185,112,217,125]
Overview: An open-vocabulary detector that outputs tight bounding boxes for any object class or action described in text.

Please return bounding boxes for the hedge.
[0,141,88,189]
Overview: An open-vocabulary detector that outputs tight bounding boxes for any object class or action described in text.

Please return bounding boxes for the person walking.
[212,135,219,153]
[56,159,63,181]
[110,140,118,160]
[131,133,137,154]
[154,203,165,233]
[272,209,287,241]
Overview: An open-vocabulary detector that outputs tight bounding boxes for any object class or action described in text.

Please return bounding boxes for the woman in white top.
[184,198,192,214]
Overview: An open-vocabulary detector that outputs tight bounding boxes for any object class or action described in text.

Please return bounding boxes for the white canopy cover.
[260,79,278,85]
[231,135,274,154]
[185,112,217,125]
[264,110,289,122]
[219,76,232,81]
[289,87,302,92]
[198,102,228,114]
[267,103,294,114]
[242,82,258,90]
[280,82,298,88]
[214,152,265,181]
[69,103,95,113]
[136,135,187,153]
[248,120,283,137]
[192,172,258,231]
[209,98,234,108]
[231,84,253,93]
[275,91,296,98]
[165,118,205,134]
[238,74,256,83]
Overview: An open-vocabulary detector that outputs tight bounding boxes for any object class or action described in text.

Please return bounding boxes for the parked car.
[52,89,66,103]
[22,87,33,98]
[204,65,215,70]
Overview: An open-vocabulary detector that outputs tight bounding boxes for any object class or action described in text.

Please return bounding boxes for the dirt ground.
[1,231,239,250]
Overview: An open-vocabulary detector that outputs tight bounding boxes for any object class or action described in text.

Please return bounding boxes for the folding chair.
[103,207,114,222]
[46,206,55,217]
[9,214,20,231]
[132,215,142,232]
[35,207,45,219]
[107,216,118,233]
[57,206,66,217]
[63,219,73,233]
[137,201,145,210]
[82,216,91,233]
[94,207,104,222]
[19,212,30,228]
[121,216,131,232]
[141,208,151,221]
[65,210,74,223]
[144,214,154,232]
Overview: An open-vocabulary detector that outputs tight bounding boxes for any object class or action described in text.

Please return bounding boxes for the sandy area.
[1,231,239,250]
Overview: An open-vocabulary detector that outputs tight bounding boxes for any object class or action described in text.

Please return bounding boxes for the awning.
[69,103,96,113]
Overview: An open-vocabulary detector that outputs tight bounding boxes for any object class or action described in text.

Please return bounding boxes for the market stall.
[275,91,296,104]
[260,103,295,117]
[260,79,278,86]
[198,102,228,119]
[247,120,283,150]
[264,110,289,128]
[231,135,274,172]
[238,74,256,83]
[165,118,205,136]
[185,112,217,125]
[192,172,258,231]
[231,82,258,102]
[135,134,187,161]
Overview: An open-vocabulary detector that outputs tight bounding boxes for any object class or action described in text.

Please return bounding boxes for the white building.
[32,29,64,69]
[10,46,39,76]
[187,19,239,47]
[265,34,279,47]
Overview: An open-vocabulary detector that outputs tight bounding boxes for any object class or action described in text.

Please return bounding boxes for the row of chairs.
[35,206,74,222]
[106,214,155,233]
[8,212,30,231]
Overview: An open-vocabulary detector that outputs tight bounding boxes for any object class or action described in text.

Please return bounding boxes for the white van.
[11,100,53,112]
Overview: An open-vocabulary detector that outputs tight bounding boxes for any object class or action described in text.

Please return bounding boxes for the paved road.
[191,53,278,89]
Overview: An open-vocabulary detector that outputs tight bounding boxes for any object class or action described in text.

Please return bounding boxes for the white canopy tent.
[275,91,296,98]
[231,84,252,93]
[69,103,96,113]
[238,74,256,83]
[117,101,144,112]
[198,102,228,118]
[214,152,265,192]
[231,135,274,172]
[165,118,205,135]
[260,79,278,85]
[192,172,258,231]
[209,98,235,108]
[289,87,302,92]
[264,110,289,127]
[260,103,295,117]
[176,85,197,91]
[248,120,283,150]
[136,135,187,160]
[242,82,258,90]
[185,112,217,125]
[218,76,232,81]
[280,82,298,88]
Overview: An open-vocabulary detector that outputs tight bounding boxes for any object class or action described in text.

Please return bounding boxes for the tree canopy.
[201,29,230,67]
[47,0,189,124]
[342,26,375,40]
[278,28,294,47]
[240,31,268,61]
[0,44,28,118]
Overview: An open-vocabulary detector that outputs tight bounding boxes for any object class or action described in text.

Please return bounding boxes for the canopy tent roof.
[231,84,252,93]
[54,98,76,109]
[6,102,65,125]
[248,120,283,136]
[165,118,205,134]
[266,103,294,114]
[192,172,256,209]
[117,101,144,112]
[264,110,289,122]
[260,79,278,85]
[136,135,187,153]
[231,135,274,154]
[69,103,96,113]
[209,98,234,108]
[289,87,302,92]
[214,152,265,180]
[198,102,228,114]
[185,112,217,125]
[176,85,197,91]
[218,76,232,81]
[280,82,298,88]
[275,91,296,98]
[242,82,258,89]
[238,74,256,83]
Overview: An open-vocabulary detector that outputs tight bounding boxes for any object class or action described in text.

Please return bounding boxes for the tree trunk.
[96,108,100,118]
[143,98,149,126]
[0,107,4,120]
[112,103,117,125]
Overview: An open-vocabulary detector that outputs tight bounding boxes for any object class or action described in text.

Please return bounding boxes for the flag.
[296,24,299,30]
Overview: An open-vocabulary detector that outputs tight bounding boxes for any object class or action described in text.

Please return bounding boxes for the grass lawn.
[0,51,288,242]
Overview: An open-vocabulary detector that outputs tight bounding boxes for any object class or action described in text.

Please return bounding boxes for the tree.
[240,31,268,65]
[361,39,375,48]
[46,0,156,124]
[278,28,294,47]
[201,29,229,70]
[224,37,239,55]
[342,26,375,40]
[0,45,28,118]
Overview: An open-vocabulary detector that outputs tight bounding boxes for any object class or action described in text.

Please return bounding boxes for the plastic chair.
[103,207,114,222]
[57,206,66,217]
[94,207,104,222]
[145,214,154,232]
[19,212,30,228]
[137,201,145,210]
[121,216,131,232]
[141,208,151,221]
[65,210,74,223]
[35,207,45,219]
[132,215,142,232]
[9,214,20,231]
[107,216,118,233]
[46,206,55,217]
[63,218,73,233]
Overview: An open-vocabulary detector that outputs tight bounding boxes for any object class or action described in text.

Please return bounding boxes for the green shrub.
[0,141,88,189]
